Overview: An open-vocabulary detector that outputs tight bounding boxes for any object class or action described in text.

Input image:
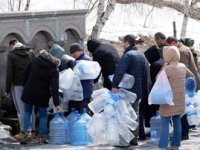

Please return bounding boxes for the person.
[87,39,120,90]
[144,45,164,129]
[112,35,150,145]
[49,44,75,72]
[154,32,166,58]
[158,46,194,150]
[20,50,61,144]
[5,39,36,140]
[69,43,93,113]
[165,37,200,90]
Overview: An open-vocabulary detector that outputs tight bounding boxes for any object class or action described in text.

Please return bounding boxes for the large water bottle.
[105,117,120,145]
[104,99,117,119]
[71,114,88,146]
[61,113,70,144]
[81,108,93,144]
[118,88,137,103]
[150,112,161,143]
[185,101,198,126]
[67,108,78,122]
[50,112,65,145]
[185,77,196,97]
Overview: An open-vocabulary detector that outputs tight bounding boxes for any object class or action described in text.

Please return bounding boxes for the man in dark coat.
[69,43,93,113]
[21,50,61,144]
[144,45,164,128]
[112,35,151,145]
[87,39,120,90]
[5,39,35,140]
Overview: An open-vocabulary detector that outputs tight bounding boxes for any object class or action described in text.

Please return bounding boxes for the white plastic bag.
[63,74,83,101]
[148,69,174,105]
[74,60,101,80]
[59,69,74,90]
[109,74,135,89]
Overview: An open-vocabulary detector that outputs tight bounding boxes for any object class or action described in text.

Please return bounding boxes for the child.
[158,46,194,150]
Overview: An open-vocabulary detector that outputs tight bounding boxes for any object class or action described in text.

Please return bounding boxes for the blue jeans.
[24,103,47,136]
[158,115,181,149]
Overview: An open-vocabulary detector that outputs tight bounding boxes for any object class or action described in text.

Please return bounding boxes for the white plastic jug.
[74,60,101,80]
[118,122,135,143]
[59,69,74,90]
[118,88,137,103]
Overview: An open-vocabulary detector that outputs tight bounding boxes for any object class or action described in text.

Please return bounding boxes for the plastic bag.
[74,60,101,80]
[148,69,174,105]
[109,74,135,89]
[63,74,83,101]
[59,69,74,90]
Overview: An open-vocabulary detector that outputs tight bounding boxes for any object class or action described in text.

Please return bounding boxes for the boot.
[20,132,33,145]
[14,132,26,141]
[38,135,49,145]
[167,146,179,150]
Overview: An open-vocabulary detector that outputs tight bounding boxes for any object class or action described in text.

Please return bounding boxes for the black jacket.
[144,45,164,85]
[21,52,60,107]
[113,46,150,100]
[87,40,120,89]
[6,46,35,93]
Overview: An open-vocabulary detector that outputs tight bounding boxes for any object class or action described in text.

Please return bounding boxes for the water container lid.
[82,108,87,113]
[185,77,196,97]
[54,112,62,116]
[109,91,121,101]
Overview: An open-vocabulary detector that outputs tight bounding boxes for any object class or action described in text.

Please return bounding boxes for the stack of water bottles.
[87,88,138,146]
[49,108,92,146]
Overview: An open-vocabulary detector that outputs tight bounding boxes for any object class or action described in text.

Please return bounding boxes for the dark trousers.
[145,104,159,127]
[181,114,189,137]
[68,98,90,114]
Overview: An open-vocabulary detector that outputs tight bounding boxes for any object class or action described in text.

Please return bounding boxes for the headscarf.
[163,46,180,65]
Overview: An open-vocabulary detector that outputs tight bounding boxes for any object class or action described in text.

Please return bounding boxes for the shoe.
[130,139,138,146]
[138,135,146,141]
[14,132,26,141]
[38,136,49,144]
[20,133,33,145]
[181,135,189,140]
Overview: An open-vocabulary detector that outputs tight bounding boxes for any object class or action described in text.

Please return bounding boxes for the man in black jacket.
[21,50,61,144]
[87,39,120,90]
[112,35,151,146]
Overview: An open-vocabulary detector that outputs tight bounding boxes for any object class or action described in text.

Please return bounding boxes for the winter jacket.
[144,45,164,85]
[159,46,194,117]
[21,50,60,107]
[87,40,120,89]
[178,43,200,90]
[113,46,150,100]
[76,53,93,100]
[6,46,35,93]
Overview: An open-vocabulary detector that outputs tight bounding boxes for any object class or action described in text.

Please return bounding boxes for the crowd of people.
[4,32,200,149]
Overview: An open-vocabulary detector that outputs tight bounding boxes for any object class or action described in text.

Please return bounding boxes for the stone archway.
[0,33,24,107]
[59,29,81,55]
[31,31,53,54]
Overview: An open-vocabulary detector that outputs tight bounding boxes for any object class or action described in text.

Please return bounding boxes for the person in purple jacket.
[69,43,93,113]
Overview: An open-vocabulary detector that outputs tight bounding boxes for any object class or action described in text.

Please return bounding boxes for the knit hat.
[87,39,101,53]
[70,43,83,54]
[49,44,65,59]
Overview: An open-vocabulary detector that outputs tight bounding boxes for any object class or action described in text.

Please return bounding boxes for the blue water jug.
[71,114,88,146]
[150,112,161,143]
[50,112,65,145]
[61,113,70,144]
[67,108,78,122]
[81,108,93,144]
[185,77,196,97]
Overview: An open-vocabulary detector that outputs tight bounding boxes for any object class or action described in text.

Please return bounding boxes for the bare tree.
[24,0,31,11]
[91,0,117,39]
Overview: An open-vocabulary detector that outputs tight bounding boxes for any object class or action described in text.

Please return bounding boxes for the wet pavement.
[0,128,200,150]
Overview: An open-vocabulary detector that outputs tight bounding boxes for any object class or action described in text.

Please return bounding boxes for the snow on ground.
[1,0,200,48]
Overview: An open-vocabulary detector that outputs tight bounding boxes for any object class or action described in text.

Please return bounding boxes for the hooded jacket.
[159,46,194,117]
[87,39,120,89]
[113,46,150,100]
[6,46,35,93]
[21,50,60,107]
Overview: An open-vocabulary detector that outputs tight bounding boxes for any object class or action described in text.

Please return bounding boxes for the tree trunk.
[24,0,31,11]
[18,0,22,11]
[180,0,190,38]
[91,0,117,39]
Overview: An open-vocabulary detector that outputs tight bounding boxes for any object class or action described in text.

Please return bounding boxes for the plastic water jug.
[50,112,65,145]
[186,101,198,126]
[81,108,93,144]
[105,117,120,145]
[118,88,137,103]
[67,108,78,122]
[71,114,88,146]
[61,113,70,144]
[185,77,196,97]
[150,112,161,143]
[118,122,135,143]
[104,99,117,118]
